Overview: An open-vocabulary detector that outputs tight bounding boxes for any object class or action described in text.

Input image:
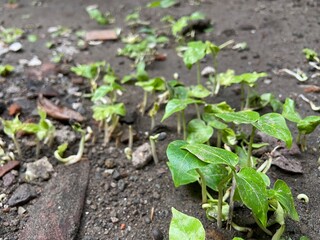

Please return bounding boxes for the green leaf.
[233,72,268,87]
[202,113,228,130]
[0,64,14,76]
[282,98,301,123]
[92,103,126,121]
[183,41,207,69]
[188,84,211,99]
[86,6,113,25]
[221,128,237,146]
[217,69,236,87]
[273,180,299,221]
[216,110,260,125]
[182,143,238,167]
[200,164,229,191]
[147,0,177,8]
[91,85,113,102]
[297,115,320,135]
[21,123,40,134]
[169,208,205,240]
[56,142,68,156]
[235,168,269,226]
[204,102,234,114]
[27,34,38,42]
[1,115,23,138]
[187,119,213,144]
[303,48,319,62]
[71,61,105,79]
[162,98,203,121]
[253,113,292,148]
[166,140,207,187]
[135,77,166,92]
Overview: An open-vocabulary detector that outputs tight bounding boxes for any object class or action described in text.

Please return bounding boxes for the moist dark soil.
[0,0,320,239]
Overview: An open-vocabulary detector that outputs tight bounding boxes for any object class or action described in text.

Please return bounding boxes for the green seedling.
[71,61,106,92]
[149,133,160,164]
[302,48,319,63]
[187,84,210,118]
[147,0,177,8]
[86,5,114,25]
[282,98,320,151]
[21,108,55,158]
[0,64,14,76]
[48,26,72,38]
[162,98,203,140]
[169,207,205,240]
[186,119,213,144]
[118,35,168,64]
[27,34,37,42]
[92,103,126,144]
[54,124,86,165]
[148,101,160,130]
[0,115,23,158]
[125,10,150,27]
[0,27,23,44]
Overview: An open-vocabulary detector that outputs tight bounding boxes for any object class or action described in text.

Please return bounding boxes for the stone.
[55,126,77,144]
[19,161,90,240]
[8,184,37,207]
[152,227,164,240]
[24,157,54,181]
[132,143,152,169]
[18,206,26,215]
[104,159,115,169]
[2,172,15,187]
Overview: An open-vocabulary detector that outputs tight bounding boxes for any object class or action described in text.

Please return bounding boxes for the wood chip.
[85,30,118,41]
[8,102,22,116]
[303,85,320,93]
[0,161,20,177]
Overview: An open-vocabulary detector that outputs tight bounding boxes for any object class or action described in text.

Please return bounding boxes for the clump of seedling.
[0,64,14,77]
[54,124,87,165]
[86,5,114,25]
[147,0,178,8]
[0,26,23,44]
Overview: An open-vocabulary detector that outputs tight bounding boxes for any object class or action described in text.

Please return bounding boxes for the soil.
[0,0,320,240]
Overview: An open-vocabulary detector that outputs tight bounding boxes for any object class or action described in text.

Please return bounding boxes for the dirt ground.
[0,0,320,239]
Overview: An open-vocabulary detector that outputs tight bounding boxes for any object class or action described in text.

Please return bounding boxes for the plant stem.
[128,125,133,149]
[149,136,159,164]
[196,169,207,204]
[35,138,40,159]
[194,103,200,119]
[141,91,148,115]
[227,176,236,230]
[12,136,22,158]
[217,130,222,148]
[240,83,245,110]
[150,116,155,130]
[217,186,224,228]
[253,214,273,236]
[182,110,187,141]
[197,61,201,85]
[177,112,181,135]
[247,126,256,168]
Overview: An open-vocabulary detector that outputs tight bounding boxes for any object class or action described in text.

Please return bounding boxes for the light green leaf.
[135,77,166,92]
[273,179,299,221]
[183,41,207,69]
[1,115,23,138]
[188,84,211,99]
[162,98,203,121]
[202,113,228,130]
[92,103,126,121]
[0,64,14,76]
[147,0,177,8]
[253,113,292,148]
[200,164,229,191]
[187,119,213,144]
[182,143,238,167]
[297,115,320,135]
[204,102,234,114]
[217,69,236,87]
[235,168,269,226]
[216,110,260,125]
[221,128,237,146]
[233,72,267,87]
[169,208,205,240]
[166,140,207,187]
[282,98,301,123]
[303,48,319,62]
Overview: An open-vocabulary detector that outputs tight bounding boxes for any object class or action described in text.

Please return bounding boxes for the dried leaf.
[299,94,320,111]
[0,161,20,177]
[303,85,320,93]
[85,30,118,41]
[8,102,22,116]
[272,153,303,173]
[37,95,84,122]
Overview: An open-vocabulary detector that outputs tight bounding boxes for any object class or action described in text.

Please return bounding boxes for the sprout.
[297,194,309,203]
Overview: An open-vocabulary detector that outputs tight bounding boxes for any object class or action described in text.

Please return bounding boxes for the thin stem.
[196,169,207,204]
[35,138,40,159]
[253,214,273,236]
[128,125,133,150]
[240,83,245,110]
[12,136,22,158]
[150,116,155,130]
[247,126,256,168]
[141,91,148,115]
[197,61,201,85]
[182,110,187,141]
[227,176,236,230]
[194,103,200,119]
[217,130,222,148]
[177,112,181,135]
[217,186,224,228]
[149,137,159,164]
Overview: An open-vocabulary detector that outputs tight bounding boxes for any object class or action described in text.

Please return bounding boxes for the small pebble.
[112,170,121,180]
[117,180,126,192]
[105,159,116,169]
[145,217,151,224]
[152,227,164,240]
[111,217,119,223]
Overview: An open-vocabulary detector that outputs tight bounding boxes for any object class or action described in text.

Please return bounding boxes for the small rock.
[117,180,126,192]
[24,157,54,181]
[111,217,119,223]
[152,192,160,200]
[152,228,164,240]
[104,159,115,169]
[112,170,121,180]
[18,206,26,215]
[132,143,152,169]
[157,132,167,141]
[9,42,23,52]
[8,184,37,207]
[28,56,42,67]
[103,169,114,177]
[201,66,216,77]
[3,172,15,187]
[145,217,151,224]
[55,126,77,144]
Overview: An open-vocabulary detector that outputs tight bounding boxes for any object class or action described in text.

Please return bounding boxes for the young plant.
[0,27,24,44]
[302,48,319,63]
[54,124,86,165]
[0,115,23,158]
[282,98,320,151]
[71,61,106,92]
[147,0,177,8]
[169,207,205,240]
[86,5,114,25]
[0,64,14,77]
[92,102,126,144]
[21,108,55,158]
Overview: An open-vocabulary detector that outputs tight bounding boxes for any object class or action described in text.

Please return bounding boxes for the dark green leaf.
[235,168,269,226]
[162,98,203,121]
[187,119,213,144]
[216,110,260,125]
[297,115,320,134]
[202,113,228,130]
[200,164,229,191]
